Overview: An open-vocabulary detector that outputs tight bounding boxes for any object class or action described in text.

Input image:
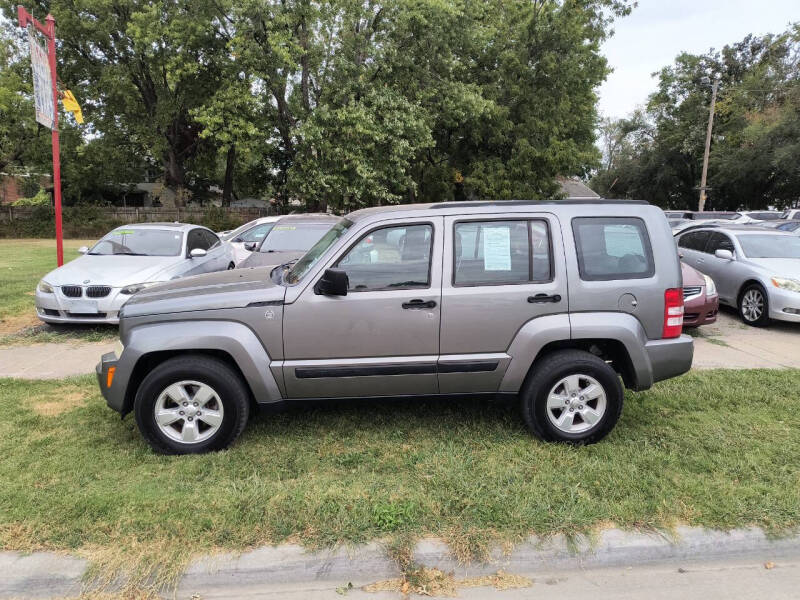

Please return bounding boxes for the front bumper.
[684,292,719,327]
[35,286,130,325]
[97,350,127,413]
[767,287,800,323]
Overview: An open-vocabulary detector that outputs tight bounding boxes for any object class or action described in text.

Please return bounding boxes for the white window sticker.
[483,226,511,271]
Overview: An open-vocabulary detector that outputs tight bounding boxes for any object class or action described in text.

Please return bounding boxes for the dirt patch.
[30,389,89,417]
[363,568,532,596]
[0,311,39,335]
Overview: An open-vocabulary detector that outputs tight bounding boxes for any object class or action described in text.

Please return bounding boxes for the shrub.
[12,189,51,207]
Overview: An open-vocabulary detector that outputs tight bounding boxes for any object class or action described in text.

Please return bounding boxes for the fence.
[0,205,278,224]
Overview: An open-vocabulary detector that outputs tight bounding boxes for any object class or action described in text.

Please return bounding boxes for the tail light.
[663,288,684,338]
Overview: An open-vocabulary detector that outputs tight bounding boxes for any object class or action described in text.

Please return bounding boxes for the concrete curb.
[3,527,800,599]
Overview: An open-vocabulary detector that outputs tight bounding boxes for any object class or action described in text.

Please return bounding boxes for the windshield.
[259,223,333,253]
[89,228,183,256]
[286,218,354,284]
[220,219,258,242]
[736,234,800,259]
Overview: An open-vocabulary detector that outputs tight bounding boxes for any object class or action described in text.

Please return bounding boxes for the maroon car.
[681,262,719,327]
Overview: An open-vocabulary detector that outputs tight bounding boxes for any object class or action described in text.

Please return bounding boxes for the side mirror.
[78,246,89,254]
[233,236,243,243]
[244,242,257,252]
[715,249,734,261]
[190,248,207,258]
[314,268,349,296]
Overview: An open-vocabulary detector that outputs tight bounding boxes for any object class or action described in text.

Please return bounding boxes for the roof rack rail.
[429,199,649,209]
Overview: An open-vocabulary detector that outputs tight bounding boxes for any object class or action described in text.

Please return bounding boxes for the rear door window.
[453,220,551,286]
[572,217,654,280]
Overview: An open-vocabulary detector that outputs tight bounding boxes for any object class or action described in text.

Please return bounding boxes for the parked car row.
[35,214,338,325]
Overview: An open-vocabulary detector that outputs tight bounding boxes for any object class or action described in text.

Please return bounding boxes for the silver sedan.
[676,225,800,326]
[35,223,234,325]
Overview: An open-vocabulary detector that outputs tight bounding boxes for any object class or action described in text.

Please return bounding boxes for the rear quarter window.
[572,217,655,281]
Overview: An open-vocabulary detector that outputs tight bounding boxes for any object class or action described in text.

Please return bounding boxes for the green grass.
[1,370,798,590]
[0,238,89,320]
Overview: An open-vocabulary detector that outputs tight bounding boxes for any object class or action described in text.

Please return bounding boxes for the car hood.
[120,266,284,318]
[238,250,305,269]
[746,258,800,279]
[41,254,183,287]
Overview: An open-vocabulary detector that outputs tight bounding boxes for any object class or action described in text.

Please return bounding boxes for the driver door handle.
[402,299,436,309]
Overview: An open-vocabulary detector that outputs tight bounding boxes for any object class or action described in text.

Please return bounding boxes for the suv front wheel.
[520,350,623,444]
[134,355,250,455]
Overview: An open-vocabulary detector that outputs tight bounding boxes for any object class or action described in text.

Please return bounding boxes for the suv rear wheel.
[520,350,623,444]
[134,355,250,455]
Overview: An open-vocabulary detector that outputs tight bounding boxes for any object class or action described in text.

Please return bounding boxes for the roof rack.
[429,199,649,209]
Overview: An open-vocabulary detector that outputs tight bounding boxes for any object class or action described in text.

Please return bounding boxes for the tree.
[592,24,800,210]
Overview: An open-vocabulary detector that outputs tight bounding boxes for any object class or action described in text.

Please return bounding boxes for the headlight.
[772,277,800,293]
[120,282,157,295]
[703,274,717,296]
[37,281,54,293]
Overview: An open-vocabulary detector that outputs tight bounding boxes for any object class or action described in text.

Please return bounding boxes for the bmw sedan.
[35,223,234,324]
[676,225,800,326]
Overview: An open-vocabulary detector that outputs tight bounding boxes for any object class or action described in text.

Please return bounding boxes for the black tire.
[738,283,770,327]
[134,355,250,455]
[520,350,623,445]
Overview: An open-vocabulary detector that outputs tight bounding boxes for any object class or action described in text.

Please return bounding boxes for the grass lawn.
[1,370,798,591]
[0,239,117,344]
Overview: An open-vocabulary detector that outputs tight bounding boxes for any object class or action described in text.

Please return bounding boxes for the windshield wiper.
[114,251,147,256]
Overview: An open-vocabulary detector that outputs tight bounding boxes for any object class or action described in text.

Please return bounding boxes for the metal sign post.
[17,5,64,266]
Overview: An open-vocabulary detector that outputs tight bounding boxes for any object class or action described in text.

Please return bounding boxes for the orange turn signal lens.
[106,366,116,388]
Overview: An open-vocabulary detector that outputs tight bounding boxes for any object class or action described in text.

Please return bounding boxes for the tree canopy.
[0,0,630,210]
[592,25,800,210]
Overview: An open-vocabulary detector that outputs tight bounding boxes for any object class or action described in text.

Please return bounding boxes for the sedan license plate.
[65,299,99,313]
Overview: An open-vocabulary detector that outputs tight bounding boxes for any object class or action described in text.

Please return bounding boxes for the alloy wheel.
[153,380,224,444]
[546,374,607,434]
[741,289,764,322]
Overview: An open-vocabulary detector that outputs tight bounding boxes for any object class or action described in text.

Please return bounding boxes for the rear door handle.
[402,299,436,309]
[528,294,561,304]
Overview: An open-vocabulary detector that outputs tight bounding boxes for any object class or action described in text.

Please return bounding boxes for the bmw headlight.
[703,274,717,296]
[771,277,800,293]
[120,282,157,295]
[37,280,54,293]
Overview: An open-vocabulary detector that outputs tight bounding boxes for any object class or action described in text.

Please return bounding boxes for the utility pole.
[698,78,719,213]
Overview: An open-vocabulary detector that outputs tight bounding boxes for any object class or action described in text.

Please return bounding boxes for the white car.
[35,223,234,325]
[220,216,280,265]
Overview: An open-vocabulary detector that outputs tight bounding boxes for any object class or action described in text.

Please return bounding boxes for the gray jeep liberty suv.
[97,200,693,454]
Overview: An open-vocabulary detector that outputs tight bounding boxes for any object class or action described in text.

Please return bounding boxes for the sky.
[598,0,798,119]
